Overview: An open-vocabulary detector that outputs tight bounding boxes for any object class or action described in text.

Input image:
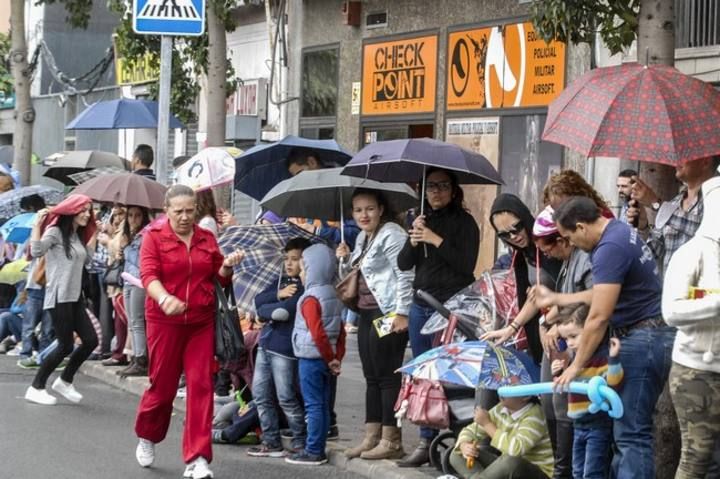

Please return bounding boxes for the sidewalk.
[79,334,439,479]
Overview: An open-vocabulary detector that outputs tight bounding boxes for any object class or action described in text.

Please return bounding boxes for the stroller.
[409,268,536,475]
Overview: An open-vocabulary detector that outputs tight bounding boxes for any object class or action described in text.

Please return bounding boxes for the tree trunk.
[10,0,33,186]
[205,2,226,147]
[638,2,681,479]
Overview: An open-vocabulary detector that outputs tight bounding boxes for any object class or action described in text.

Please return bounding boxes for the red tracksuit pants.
[135,319,215,463]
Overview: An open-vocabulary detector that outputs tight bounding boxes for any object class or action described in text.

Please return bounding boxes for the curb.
[79,362,435,479]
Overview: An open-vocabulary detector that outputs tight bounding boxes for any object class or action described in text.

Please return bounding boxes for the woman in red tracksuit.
[133,185,243,479]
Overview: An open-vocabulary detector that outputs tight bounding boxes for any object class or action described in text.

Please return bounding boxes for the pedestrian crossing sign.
[133,0,205,36]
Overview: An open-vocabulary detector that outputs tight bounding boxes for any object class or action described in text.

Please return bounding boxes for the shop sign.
[362,34,438,115]
[114,51,160,86]
[446,21,565,111]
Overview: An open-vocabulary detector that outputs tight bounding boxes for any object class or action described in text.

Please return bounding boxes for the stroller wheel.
[429,431,456,471]
[441,445,458,475]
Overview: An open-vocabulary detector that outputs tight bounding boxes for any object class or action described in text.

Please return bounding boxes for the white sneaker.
[136,438,155,467]
[51,377,83,403]
[24,386,57,405]
[186,457,213,479]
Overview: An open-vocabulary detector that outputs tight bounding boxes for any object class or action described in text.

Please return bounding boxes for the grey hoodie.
[662,176,720,373]
[292,244,344,360]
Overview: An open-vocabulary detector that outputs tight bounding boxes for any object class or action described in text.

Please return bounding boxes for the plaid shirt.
[88,210,111,274]
[647,190,703,278]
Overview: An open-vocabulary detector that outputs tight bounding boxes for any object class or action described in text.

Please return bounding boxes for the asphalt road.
[0,355,366,479]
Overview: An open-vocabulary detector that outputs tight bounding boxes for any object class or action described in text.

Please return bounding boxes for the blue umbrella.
[341,138,503,185]
[234,135,352,201]
[0,213,36,243]
[65,99,185,130]
[397,340,538,390]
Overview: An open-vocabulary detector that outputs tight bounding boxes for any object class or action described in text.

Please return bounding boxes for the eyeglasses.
[497,221,524,240]
[426,181,452,192]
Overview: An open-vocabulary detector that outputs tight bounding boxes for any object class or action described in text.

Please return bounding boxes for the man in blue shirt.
[553,196,675,479]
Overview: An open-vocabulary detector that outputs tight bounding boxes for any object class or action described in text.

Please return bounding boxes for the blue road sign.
[133,0,205,36]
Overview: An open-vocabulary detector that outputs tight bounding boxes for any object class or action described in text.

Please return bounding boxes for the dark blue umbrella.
[341,138,503,185]
[65,99,185,130]
[234,135,352,201]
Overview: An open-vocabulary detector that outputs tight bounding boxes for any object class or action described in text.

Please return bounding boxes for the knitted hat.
[532,205,558,238]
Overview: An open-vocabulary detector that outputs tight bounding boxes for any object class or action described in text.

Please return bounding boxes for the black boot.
[119,356,148,377]
[397,438,430,467]
[115,356,135,376]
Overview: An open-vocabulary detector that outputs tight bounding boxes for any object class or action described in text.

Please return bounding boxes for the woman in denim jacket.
[116,206,151,376]
[336,188,414,461]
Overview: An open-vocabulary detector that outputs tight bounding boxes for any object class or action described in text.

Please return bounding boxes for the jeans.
[409,302,438,440]
[0,311,22,340]
[37,339,59,365]
[344,309,359,326]
[32,300,98,389]
[358,307,408,426]
[123,285,146,357]
[572,422,613,479]
[611,326,675,479]
[252,348,306,448]
[298,358,331,456]
[20,289,53,357]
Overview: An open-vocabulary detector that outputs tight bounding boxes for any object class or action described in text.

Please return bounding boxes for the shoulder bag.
[335,236,374,311]
[214,280,245,363]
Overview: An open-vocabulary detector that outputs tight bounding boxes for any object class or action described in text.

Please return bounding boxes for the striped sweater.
[568,347,624,422]
[453,402,554,477]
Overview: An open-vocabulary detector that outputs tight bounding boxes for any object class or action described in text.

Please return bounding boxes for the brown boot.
[360,426,404,460]
[119,356,148,377]
[344,423,381,458]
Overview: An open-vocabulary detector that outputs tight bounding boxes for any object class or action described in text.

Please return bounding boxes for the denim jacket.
[342,222,415,316]
[123,233,143,279]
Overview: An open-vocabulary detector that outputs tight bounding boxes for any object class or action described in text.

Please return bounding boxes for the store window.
[300,46,339,140]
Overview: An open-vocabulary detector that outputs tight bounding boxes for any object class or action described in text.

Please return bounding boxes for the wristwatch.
[158,294,170,306]
[651,201,662,212]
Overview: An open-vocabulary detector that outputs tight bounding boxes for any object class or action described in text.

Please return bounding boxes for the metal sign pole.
[156,35,173,186]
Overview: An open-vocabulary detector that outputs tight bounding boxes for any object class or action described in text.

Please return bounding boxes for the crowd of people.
[1,145,719,479]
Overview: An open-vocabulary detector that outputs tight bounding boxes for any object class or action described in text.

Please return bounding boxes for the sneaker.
[247,443,286,458]
[176,387,187,399]
[284,450,328,466]
[24,386,57,405]
[327,424,339,441]
[0,336,17,354]
[52,377,83,403]
[211,430,228,444]
[135,438,155,467]
[17,356,39,369]
[183,457,213,479]
[6,346,21,356]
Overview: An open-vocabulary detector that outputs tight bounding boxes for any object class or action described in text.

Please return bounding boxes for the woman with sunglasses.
[397,167,480,468]
[484,193,568,478]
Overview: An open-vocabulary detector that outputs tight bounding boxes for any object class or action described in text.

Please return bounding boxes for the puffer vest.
[292,283,344,359]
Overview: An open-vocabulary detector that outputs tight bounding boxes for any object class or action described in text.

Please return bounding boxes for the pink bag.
[394,376,449,429]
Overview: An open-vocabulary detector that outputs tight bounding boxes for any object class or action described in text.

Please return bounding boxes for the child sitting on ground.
[286,244,345,466]
[552,302,623,479]
[451,394,554,478]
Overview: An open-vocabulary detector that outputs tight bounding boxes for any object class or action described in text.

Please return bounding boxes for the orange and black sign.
[446,21,565,111]
[362,34,438,115]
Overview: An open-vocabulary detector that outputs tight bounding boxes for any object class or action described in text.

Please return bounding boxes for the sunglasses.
[425,181,452,192]
[497,221,524,240]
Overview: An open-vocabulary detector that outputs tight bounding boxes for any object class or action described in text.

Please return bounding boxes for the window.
[301,47,339,117]
[676,0,720,48]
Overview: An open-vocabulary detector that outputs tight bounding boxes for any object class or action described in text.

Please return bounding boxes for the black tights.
[357,308,409,426]
[32,300,98,390]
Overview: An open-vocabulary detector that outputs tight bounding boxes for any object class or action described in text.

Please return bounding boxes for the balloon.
[497,376,624,419]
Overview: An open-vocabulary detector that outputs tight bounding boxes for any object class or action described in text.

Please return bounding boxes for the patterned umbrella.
[176,147,240,191]
[0,185,64,219]
[43,150,129,185]
[397,340,537,390]
[543,62,720,166]
[68,166,127,185]
[218,223,323,315]
[0,213,36,243]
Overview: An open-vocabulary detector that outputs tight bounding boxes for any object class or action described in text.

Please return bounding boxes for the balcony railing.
[676,0,720,48]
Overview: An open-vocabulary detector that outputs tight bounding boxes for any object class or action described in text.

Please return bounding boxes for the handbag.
[104,261,124,287]
[335,236,374,311]
[214,280,245,363]
[32,256,47,287]
[394,376,449,429]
